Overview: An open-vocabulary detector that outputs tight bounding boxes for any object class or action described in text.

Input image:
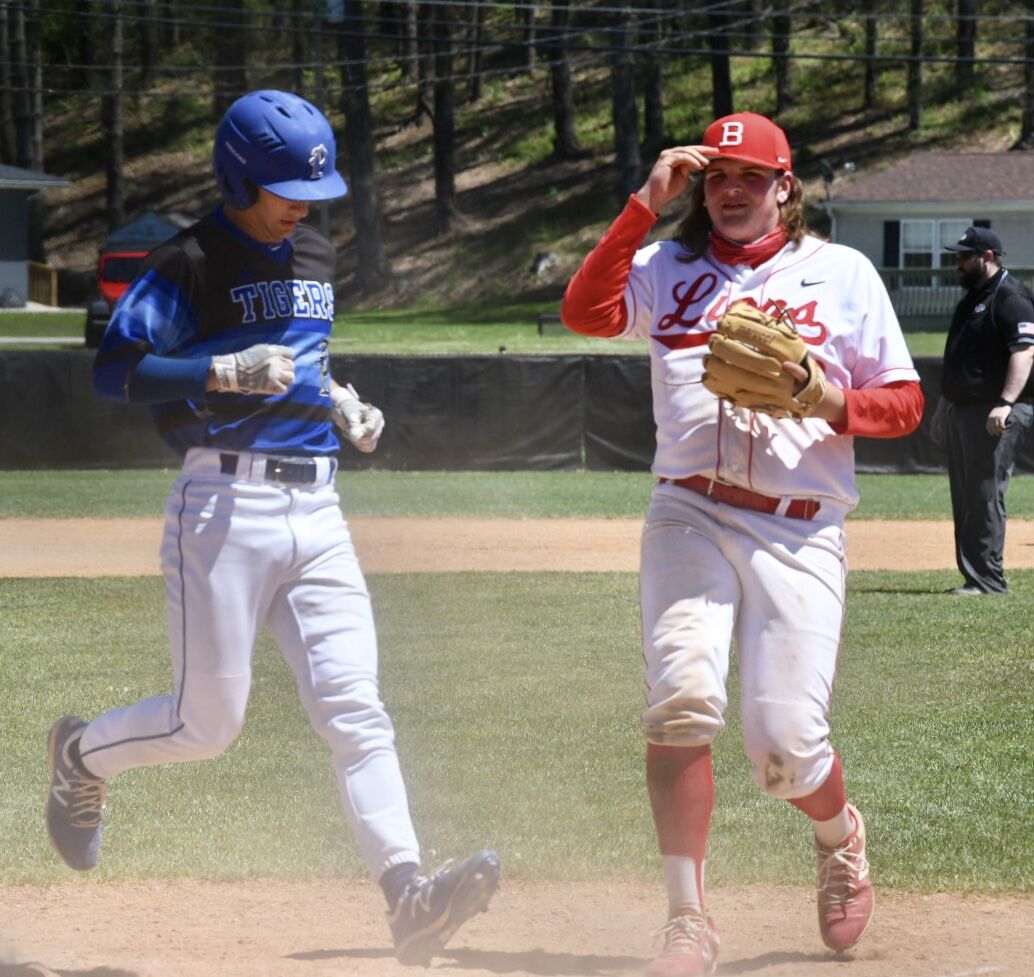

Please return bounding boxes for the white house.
[0,163,70,307]
[826,152,1034,327]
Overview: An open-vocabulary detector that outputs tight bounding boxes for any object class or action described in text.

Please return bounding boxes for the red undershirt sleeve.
[831,380,925,438]
[562,199,925,439]
[560,194,658,337]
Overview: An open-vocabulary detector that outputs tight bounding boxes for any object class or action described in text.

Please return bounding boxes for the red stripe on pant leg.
[788,752,847,822]
[646,743,714,861]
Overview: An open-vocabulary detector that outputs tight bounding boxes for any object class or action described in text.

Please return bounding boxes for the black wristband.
[997,397,1015,408]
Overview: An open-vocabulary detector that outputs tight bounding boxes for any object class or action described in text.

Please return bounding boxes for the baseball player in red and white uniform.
[561,113,924,975]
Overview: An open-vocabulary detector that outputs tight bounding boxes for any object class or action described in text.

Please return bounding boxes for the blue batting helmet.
[213,90,348,210]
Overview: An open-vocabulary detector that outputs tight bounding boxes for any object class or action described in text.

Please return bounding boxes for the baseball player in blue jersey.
[45,89,499,965]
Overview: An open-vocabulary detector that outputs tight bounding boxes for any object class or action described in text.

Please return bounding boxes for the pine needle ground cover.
[3,570,1031,890]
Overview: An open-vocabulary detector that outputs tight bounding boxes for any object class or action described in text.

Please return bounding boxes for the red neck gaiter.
[709,226,788,268]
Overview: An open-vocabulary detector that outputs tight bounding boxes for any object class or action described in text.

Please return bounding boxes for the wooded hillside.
[5,1,1034,310]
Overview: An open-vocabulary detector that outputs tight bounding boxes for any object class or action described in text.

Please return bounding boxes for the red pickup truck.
[84,212,194,348]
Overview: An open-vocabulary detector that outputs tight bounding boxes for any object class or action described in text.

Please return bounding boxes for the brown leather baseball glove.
[702,301,827,420]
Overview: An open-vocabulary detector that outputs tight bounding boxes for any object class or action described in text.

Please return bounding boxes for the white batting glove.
[211,344,295,395]
[331,383,385,453]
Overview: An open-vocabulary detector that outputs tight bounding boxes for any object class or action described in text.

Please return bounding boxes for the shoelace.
[66,771,107,828]
[653,914,710,956]
[817,844,869,906]
[400,859,455,918]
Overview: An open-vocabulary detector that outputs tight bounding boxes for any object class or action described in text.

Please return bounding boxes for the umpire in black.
[931,226,1034,595]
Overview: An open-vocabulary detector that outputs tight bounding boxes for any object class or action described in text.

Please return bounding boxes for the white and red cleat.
[646,910,720,977]
[815,803,875,951]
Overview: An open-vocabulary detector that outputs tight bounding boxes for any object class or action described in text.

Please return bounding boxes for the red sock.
[646,743,714,863]
[788,753,847,822]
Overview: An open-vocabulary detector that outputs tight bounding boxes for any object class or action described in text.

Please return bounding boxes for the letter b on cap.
[720,122,744,146]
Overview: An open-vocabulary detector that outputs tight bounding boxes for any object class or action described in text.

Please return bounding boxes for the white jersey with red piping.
[619,234,919,510]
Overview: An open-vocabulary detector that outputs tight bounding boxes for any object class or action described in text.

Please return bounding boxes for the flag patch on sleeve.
[1019,321,1034,336]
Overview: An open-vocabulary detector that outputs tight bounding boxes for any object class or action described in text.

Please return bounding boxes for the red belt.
[660,475,821,521]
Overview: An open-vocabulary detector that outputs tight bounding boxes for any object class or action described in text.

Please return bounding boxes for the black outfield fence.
[1,350,1030,473]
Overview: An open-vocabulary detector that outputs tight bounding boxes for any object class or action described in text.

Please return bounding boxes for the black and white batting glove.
[211,344,295,395]
[331,383,385,453]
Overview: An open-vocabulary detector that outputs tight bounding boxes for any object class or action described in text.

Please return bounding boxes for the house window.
[900,219,972,283]
[900,221,934,271]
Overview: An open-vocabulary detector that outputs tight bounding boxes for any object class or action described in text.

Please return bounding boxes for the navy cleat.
[388,849,501,965]
[46,717,106,871]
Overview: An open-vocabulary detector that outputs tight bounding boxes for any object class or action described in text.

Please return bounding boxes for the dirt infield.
[0,879,1030,977]
[3,516,1032,976]
[6,515,1034,575]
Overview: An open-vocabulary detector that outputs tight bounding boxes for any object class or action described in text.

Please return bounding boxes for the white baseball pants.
[639,482,849,799]
[78,448,421,878]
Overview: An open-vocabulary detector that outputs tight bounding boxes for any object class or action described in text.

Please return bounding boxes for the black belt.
[219,452,318,485]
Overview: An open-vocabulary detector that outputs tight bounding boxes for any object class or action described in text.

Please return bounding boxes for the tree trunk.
[0,3,16,164]
[138,0,158,89]
[520,1,536,72]
[21,0,41,171]
[737,0,763,49]
[75,0,96,90]
[312,2,326,109]
[289,0,306,95]
[772,9,793,112]
[955,0,976,90]
[9,0,30,167]
[163,0,180,47]
[610,3,641,200]
[467,0,486,102]
[212,0,248,121]
[708,7,734,117]
[1018,0,1034,146]
[908,0,922,131]
[102,0,125,233]
[862,0,877,110]
[432,2,457,233]
[401,0,418,81]
[415,2,434,122]
[548,0,580,158]
[24,0,44,262]
[641,0,664,160]
[338,1,391,291]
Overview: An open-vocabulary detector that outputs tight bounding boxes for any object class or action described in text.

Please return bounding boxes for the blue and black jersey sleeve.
[93,245,208,403]
[91,209,342,458]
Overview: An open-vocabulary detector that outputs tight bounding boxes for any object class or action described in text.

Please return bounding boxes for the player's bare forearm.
[1000,346,1034,404]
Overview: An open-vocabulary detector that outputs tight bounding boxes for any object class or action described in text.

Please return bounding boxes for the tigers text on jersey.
[623,234,919,510]
[93,208,339,457]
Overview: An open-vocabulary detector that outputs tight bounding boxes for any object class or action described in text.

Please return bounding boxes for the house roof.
[832,151,1034,204]
[0,163,70,190]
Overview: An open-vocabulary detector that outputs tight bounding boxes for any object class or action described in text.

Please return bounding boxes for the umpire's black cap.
[943,226,1004,255]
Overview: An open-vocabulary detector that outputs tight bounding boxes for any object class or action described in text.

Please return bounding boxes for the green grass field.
[0,307,646,356]
[2,569,1032,889]
[2,470,1031,892]
[0,308,947,357]
[4,468,1034,519]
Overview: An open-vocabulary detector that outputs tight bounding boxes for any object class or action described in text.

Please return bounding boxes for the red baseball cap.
[702,112,792,171]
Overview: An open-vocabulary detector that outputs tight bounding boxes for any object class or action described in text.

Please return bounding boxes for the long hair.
[674,172,809,260]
